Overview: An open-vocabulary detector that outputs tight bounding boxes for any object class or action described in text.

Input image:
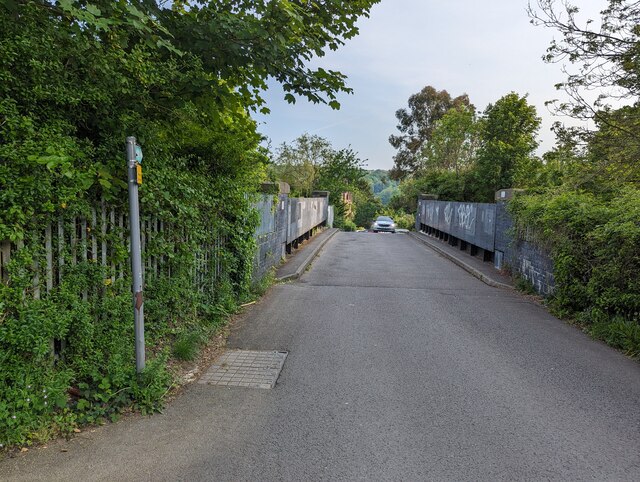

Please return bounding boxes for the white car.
[371,216,396,233]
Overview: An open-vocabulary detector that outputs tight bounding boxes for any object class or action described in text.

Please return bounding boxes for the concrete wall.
[495,201,555,295]
[253,193,328,279]
[287,197,328,244]
[416,197,555,295]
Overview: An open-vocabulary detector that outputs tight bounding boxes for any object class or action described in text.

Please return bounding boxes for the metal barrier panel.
[277,194,288,247]
[286,197,328,244]
[418,200,496,252]
[287,199,299,244]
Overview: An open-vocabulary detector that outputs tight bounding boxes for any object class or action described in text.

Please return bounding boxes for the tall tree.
[270,133,372,224]
[271,134,334,196]
[473,93,541,201]
[389,86,472,179]
[271,134,367,200]
[421,104,479,175]
[316,147,367,198]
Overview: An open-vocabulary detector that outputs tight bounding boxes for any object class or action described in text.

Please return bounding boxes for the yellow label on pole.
[136,163,142,184]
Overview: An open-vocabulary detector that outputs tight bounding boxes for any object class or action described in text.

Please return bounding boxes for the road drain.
[198,350,288,389]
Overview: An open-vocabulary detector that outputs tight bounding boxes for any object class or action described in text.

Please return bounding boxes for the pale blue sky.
[255,0,605,170]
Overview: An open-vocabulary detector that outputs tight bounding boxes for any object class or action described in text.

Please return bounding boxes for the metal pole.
[126,136,145,372]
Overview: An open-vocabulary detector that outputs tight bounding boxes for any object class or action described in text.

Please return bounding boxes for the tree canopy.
[529,0,640,118]
[473,92,541,200]
[529,0,640,185]
[422,104,479,175]
[3,0,380,111]
[389,86,472,178]
[387,89,541,208]
[269,133,367,200]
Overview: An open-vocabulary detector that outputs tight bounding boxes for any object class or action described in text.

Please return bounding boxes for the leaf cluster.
[269,133,370,222]
[529,0,640,118]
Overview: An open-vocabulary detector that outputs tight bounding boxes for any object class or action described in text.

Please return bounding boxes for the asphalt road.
[3,232,640,481]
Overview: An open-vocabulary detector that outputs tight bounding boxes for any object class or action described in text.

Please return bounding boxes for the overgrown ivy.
[0,160,262,447]
[0,0,378,448]
[0,1,262,447]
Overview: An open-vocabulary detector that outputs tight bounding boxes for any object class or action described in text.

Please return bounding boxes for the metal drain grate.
[199,350,288,389]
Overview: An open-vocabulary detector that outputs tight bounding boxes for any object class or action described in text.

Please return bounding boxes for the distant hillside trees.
[363,170,399,206]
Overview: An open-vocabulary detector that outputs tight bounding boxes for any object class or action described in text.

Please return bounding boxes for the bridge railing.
[0,202,226,301]
[0,191,330,304]
[416,199,496,260]
[416,193,555,295]
[253,193,329,278]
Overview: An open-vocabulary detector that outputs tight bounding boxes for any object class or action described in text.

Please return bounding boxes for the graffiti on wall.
[444,203,453,227]
[417,200,495,251]
[456,204,476,232]
[426,204,440,225]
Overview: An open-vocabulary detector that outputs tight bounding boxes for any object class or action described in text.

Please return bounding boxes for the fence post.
[119,214,124,279]
[1,240,10,282]
[126,137,145,373]
[45,224,53,293]
[24,235,41,300]
[91,209,98,263]
[81,218,88,301]
[101,200,107,268]
[110,210,116,283]
[58,219,64,284]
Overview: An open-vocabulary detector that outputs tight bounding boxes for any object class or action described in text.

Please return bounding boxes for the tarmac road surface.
[2,232,640,481]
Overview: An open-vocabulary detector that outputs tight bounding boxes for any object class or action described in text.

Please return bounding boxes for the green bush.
[342,219,357,232]
[250,269,275,299]
[353,198,383,228]
[333,216,356,231]
[392,212,415,230]
[588,319,640,358]
[514,274,537,295]
[510,187,640,355]
[388,171,468,213]
[377,209,415,230]
[0,3,262,447]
